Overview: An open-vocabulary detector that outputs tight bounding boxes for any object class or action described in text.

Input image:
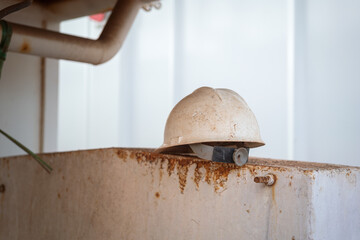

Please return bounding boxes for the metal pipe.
[2,0,143,65]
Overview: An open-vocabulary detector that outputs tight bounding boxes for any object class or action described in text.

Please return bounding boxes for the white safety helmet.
[156,87,264,166]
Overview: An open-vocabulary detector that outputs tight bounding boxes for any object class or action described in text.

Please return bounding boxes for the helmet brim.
[155,140,265,154]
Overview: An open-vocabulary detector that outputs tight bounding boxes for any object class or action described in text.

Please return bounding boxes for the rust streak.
[272,185,276,203]
[20,40,31,53]
[194,163,203,189]
[159,163,164,183]
[167,159,176,177]
[131,151,241,192]
[177,160,189,194]
[0,184,5,193]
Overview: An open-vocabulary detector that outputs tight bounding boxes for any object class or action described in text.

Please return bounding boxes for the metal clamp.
[190,144,249,166]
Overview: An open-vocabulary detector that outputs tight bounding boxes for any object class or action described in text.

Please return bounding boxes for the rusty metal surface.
[0,148,359,239]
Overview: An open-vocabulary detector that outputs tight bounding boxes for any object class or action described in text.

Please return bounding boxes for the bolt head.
[233,148,248,166]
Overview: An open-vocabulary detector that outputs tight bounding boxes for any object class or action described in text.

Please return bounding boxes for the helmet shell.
[157,87,264,153]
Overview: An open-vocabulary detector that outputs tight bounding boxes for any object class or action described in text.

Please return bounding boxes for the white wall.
[58,3,174,151]
[0,52,42,157]
[58,0,360,166]
[294,0,360,165]
[0,15,59,158]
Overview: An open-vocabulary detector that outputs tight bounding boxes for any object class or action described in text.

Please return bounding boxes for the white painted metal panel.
[0,148,359,239]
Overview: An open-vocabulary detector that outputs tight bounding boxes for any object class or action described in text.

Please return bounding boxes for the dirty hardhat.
[156,87,264,166]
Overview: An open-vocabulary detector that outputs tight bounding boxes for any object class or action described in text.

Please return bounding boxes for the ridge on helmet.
[156,87,265,159]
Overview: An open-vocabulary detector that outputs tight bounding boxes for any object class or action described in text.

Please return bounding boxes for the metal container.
[0,148,359,239]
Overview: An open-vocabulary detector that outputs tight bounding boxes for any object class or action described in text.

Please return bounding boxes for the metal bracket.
[190,144,249,166]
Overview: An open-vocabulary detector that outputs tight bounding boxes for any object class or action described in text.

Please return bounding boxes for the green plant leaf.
[0,129,52,173]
